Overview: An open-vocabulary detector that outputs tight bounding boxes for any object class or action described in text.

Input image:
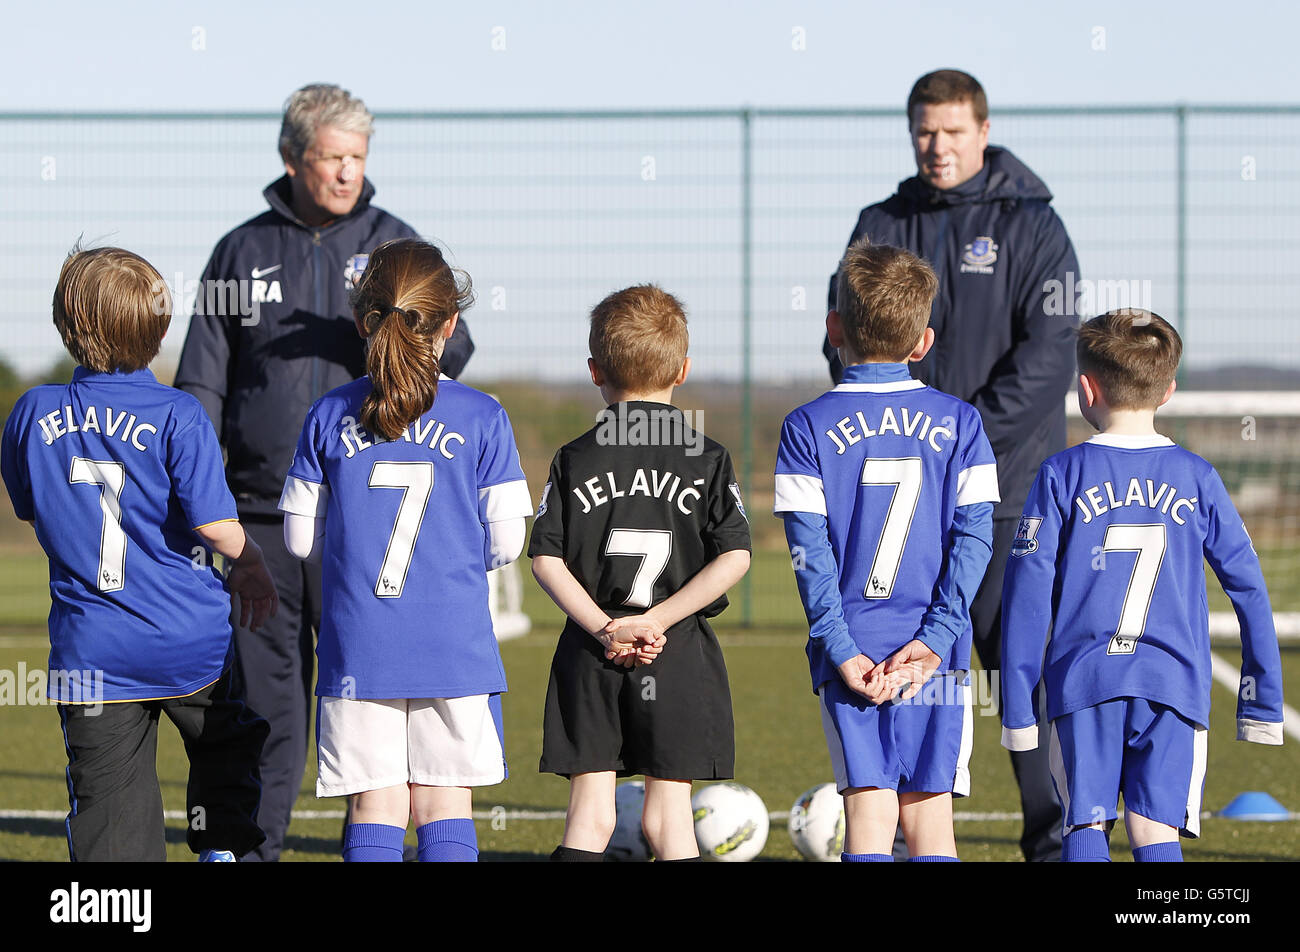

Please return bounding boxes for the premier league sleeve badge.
[1010,516,1043,556]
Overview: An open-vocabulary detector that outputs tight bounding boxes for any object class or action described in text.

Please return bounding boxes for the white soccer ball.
[788,782,846,862]
[606,780,650,861]
[692,782,769,862]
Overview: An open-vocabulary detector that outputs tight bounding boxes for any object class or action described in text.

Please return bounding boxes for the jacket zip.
[311,230,322,401]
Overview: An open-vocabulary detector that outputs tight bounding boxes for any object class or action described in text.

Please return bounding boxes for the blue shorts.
[1048,697,1207,837]
[818,671,972,796]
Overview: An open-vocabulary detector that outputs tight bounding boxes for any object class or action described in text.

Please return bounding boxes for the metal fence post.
[740,106,754,627]
[1176,103,1188,386]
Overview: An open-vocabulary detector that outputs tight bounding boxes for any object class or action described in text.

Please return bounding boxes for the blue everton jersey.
[280,376,532,699]
[1001,434,1284,743]
[774,364,999,688]
[0,368,238,701]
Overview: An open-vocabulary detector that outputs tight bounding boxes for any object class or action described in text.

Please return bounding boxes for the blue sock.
[1062,827,1110,862]
[417,818,478,862]
[841,852,893,862]
[342,823,406,862]
[908,854,959,862]
[1133,841,1182,863]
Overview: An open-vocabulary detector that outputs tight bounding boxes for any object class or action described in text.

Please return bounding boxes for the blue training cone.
[1217,791,1290,820]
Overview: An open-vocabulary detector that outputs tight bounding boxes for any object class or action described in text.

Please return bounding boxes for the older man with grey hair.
[175,83,474,861]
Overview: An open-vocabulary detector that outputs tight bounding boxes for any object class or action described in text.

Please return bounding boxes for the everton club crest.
[344,253,370,289]
[960,236,998,275]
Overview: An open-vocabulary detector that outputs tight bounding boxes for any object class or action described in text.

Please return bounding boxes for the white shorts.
[316,694,507,797]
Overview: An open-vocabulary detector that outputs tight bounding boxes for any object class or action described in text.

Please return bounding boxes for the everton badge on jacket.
[960,236,998,275]
[344,253,370,289]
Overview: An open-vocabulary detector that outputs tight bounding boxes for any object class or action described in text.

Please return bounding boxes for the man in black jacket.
[825,70,1078,861]
[175,84,473,861]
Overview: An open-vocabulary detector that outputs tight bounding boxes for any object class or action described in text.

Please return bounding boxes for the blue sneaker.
[199,849,236,862]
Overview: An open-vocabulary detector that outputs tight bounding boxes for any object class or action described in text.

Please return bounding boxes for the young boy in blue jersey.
[1001,309,1284,862]
[279,239,533,862]
[776,239,999,862]
[1,247,277,862]
[530,284,752,861]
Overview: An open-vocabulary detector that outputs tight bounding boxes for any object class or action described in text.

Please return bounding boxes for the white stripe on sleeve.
[773,473,827,515]
[956,462,1000,507]
[279,476,328,517]
[1237,717,1284,746]
[1001,724,1038,752]
[480,479,534,522]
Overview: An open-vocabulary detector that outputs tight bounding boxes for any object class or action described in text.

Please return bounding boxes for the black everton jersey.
[528,401,751,619]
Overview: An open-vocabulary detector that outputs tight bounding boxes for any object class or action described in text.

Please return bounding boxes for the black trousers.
[228,514,322,862]
[58,668,268,861]
[970,516,1063,862]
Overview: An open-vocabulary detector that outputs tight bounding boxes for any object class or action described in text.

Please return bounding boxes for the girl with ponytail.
[278,238,533,862]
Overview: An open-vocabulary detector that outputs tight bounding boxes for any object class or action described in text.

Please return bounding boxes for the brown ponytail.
[350,239,474,440]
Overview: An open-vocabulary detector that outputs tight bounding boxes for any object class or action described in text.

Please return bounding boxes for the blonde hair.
[52,246,170,373]
[835,239,938,361]
[588,285,689,392]
[351,239,473,440]
[1077,309,1182,410]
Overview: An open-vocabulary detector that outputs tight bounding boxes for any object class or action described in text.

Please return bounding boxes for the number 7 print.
[369,461,434,598]
[1101,523,1166,655]
[69,457,127,592]
[605,527,672,609]
[859,457,921,600]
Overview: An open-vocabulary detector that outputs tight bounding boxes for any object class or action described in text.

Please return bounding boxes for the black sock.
[550,845,606,862]
[656,856,703,862]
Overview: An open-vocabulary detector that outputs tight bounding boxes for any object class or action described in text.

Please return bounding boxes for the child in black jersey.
[529,285,752,861]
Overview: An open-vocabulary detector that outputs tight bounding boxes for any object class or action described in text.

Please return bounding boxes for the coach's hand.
[882,640,943,701]
[228,544,279,631]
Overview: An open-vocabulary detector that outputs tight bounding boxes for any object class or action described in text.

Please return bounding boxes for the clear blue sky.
[4,1,1297,382]
[2,1,1296,112]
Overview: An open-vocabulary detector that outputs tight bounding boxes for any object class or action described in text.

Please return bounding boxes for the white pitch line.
[1209,613,1300,642]
[3,808,1293,823]
[1209,651,1300,742]
[0,808,1012,822]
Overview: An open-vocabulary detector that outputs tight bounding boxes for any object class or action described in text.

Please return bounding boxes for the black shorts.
[539,616,735,780]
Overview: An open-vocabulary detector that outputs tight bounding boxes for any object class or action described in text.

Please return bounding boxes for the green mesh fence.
[2,106,1297,622]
